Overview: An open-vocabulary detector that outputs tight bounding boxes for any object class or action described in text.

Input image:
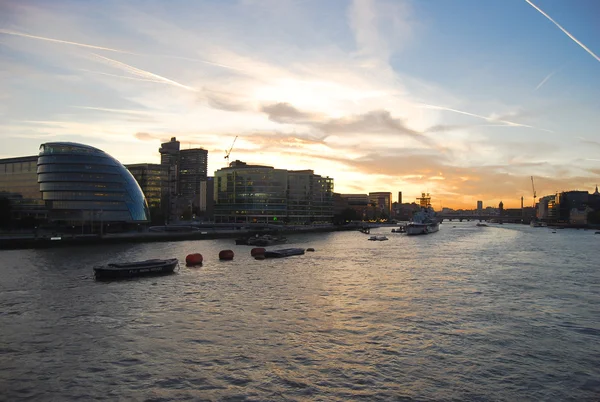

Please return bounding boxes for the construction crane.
[531,176,537,207]
[224,135,238,166]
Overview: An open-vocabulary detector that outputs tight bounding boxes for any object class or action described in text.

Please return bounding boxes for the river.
[1,222,599,401]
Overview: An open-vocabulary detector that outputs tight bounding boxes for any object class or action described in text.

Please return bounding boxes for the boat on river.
[245,234,288,247]
[368,235,388,241]
[263,248,305,258]
[406,193,440,236]
[93,258,179,280]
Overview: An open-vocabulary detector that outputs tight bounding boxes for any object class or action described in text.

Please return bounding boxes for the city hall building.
[0,142,150,230]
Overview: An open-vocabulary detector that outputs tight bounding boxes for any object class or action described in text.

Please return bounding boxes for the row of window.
[38,173,125,183]
[49,200,130,210]
[42,191,130,201]
[38,155,117,166]
[0,161,38,174]
[40,182,125,191]
[37,164,121,174]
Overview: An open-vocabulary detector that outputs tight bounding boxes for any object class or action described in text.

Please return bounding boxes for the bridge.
[437,214,527,224]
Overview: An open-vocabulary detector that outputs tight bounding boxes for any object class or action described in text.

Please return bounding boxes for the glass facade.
[214,162,288,223]
[214,161,334,223]
[38,142,150,223]
[288,170,334,223]
[0,156,47,224]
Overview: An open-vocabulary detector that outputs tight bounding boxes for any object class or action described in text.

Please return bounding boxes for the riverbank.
[0,224,366,250]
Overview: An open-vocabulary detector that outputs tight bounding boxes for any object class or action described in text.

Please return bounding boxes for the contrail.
[525,0,600,63]
[0,28,135,54]
[78,68,166,83]
[91,53,198,92]
[534,70,557,91]
[0,29,243,71]
[421,103,553,133]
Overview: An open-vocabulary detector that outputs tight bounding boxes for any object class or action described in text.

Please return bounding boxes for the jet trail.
[0,29,134,54]
[534,70,556,91]
[421,103,553,133]
[91,53,198,92]
[0,29,242,71]
[525,0,600,63]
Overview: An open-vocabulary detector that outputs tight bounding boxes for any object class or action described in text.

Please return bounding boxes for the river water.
[1,223,599,401]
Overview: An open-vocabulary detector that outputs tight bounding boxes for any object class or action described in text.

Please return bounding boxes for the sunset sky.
[1,0,599,209]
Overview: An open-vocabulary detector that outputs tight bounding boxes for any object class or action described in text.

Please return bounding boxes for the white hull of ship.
[406,222,440,236]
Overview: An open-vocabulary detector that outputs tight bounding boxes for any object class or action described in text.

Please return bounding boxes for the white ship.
[406,193,440,236]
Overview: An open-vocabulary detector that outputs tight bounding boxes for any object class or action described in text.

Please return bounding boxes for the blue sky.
[1,0,599,208]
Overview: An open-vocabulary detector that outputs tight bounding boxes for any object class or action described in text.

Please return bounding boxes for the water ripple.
[0,224,599,400]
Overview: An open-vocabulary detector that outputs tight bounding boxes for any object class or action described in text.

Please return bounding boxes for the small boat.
[368,236,388,241]
[476,223,488,227]
[263,248,305,258]
[246,234,288,247]
[391,226,406,233]
[359,227,371,234]
[94,258,179,280]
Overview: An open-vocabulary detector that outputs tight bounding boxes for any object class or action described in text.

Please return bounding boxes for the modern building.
[126,163,169,223]
[369,192,392,218]
[397,191,402,205]
[213,160,334,223]
[157,137,209,222]
[179,147,208,217]
[340,194,370,219]
[1,142,151,230]
[0,155,46,226]
[288,170,334,223]
[37,142,150,225]
[214,160,288,223]
[477,200,483,213]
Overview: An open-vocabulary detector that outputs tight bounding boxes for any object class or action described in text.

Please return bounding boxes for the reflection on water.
[1,223,599,400]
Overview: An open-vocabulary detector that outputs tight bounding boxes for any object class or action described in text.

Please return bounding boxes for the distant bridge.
[437,214,527,223]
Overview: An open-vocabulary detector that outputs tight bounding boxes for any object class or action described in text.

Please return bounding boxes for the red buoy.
[185,253,203,266]
[219,250,234,260]
[250,247,266,257]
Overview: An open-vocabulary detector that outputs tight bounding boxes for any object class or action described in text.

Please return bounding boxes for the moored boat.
[368,235,388,241]
[246,234,288,247]
[94,258,179,280]
[406,193,440,236]
[263,248,305,258]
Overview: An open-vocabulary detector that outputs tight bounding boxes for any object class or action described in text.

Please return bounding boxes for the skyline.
[1,0,599,209]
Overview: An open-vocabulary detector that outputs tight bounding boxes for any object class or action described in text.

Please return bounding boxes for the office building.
[1,142,150,229]
[157,137,209,221]
[398,191,402,205]
[126,163,169,223]
[213,160,334,223]
[369,192,392,218]
[38,142,150,224]
[0,155,46,226]
[288,170,334,223]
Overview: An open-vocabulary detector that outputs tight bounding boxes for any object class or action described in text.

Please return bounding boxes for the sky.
[1,0,599,209]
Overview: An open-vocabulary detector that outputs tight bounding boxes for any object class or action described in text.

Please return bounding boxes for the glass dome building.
[37,142,150,223]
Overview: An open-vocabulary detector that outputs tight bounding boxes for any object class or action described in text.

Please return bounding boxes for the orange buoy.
[185,253,203,266]
[306,248,315,252]
[250,247,266,257]
[219,249,234,260]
